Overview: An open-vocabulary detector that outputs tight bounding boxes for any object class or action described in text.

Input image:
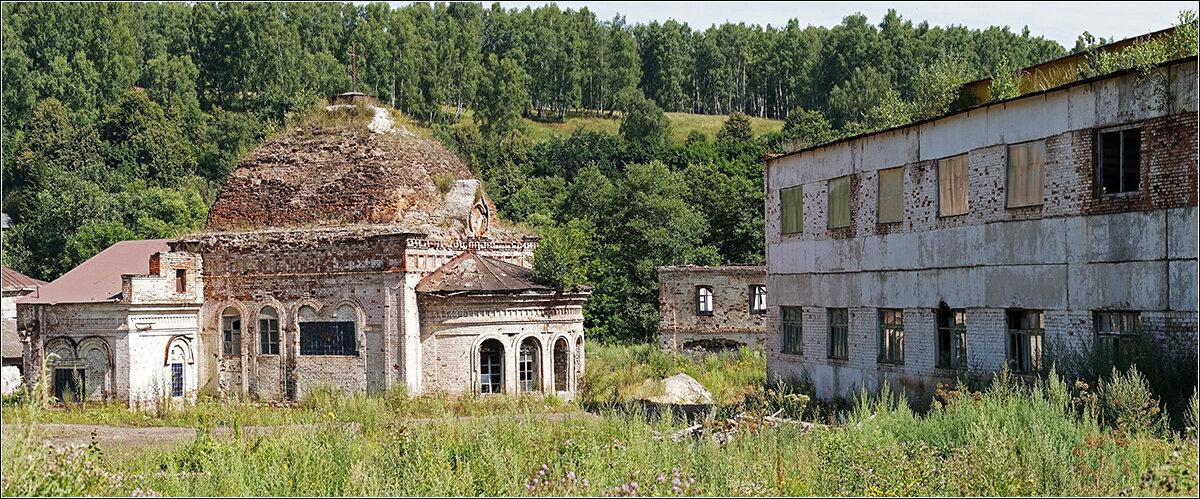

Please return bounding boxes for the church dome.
[204,106,496,237]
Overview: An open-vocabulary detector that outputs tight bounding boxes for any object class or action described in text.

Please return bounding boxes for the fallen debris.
[668,410,826,445]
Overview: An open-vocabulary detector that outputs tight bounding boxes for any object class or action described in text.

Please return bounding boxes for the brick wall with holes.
[658,266,767,352]
[766,60,1198,399]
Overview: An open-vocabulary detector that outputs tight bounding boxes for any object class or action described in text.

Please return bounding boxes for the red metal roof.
[16,239,170,305]
[416,251,553,295]
[2,266,47,291]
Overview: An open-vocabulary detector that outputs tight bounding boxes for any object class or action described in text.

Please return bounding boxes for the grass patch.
[3,345,1197,497]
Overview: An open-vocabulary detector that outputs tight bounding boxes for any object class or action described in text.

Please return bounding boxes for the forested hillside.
[6,2,1186,342]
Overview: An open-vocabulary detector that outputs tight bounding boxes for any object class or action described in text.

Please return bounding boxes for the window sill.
[876,361,905,369]
[1098,191,1141,199]
[875,220,902,226]
[750,310,767,315]
[779,351,804,357]
[1004,203,1043,210]
[299,354,360,358]
[936,212,967,219]
[827,356,849,364]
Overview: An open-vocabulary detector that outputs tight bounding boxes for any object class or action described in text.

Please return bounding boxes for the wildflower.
[657,475,666,483]
[672,486,681,493]
[582,478,590,487]
[527,484,535,492]
[673,477,682,486]
[542,464,550,471]
[538,470,545,477]
[532,478,539,485]
[567,471,576,481]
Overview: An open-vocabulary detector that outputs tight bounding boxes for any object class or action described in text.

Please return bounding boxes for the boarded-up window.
[937,154,969,217]
[780,185,803,234]
[877,167,904,223]
[828,176,851,228]
[1006,140,1045,208]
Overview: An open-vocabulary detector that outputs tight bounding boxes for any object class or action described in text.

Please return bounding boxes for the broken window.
[479,339,504,394]
[221,309,241,356]
[781,307,803,354]
[1006,140,1045,208]
[936,305,967,370]
[780,185,803,234]
[828,176,851,228]
[171,363,184,397]
[1098,128,1141,195]
[259,307,280,355]
[1095,311,1142,362]
[300,322,357,356]
[877,167,904,223]
[518,338,541,392]
[1006,310,1044,374]
[553,337,569,392]
[696,286,713,316]
[937,154,969,217]
[827,308,849,360]
[176,269,187,293]
[878,309,904,364]
[750,285,767,314]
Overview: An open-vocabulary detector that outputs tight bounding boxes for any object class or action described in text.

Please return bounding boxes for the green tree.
[716,112,753,142]
[531,218,596,292]
[618,89,671,156]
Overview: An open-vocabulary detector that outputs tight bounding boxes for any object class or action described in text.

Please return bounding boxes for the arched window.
[479,339,504,394]
[696,286,713,316]
[259,307,280,355]
[168,343,189,397]
[299,304,357,356]
[518,337,541,393]
[553,337,569,392]
[221,307,241,356]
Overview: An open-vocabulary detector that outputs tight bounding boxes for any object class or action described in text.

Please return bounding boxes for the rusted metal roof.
[16,239,170,305]
[2,266,47,291]
[416,251,554,295]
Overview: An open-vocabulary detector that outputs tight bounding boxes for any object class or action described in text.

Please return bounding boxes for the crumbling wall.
[657,266,767,352]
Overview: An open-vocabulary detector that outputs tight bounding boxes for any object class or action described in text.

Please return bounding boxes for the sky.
[483,1,1194,48]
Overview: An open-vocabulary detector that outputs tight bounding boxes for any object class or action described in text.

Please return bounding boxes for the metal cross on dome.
[348,44,360,93]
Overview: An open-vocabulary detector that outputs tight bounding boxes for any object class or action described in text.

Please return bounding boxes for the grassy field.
[395,109,785,143]
[3,345,1197,497]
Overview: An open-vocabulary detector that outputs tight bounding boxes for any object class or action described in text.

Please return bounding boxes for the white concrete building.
[764,58,1198,398]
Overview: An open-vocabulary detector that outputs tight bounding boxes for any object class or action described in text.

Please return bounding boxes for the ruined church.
[18,103,589,405]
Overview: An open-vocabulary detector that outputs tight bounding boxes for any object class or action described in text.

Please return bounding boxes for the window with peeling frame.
[827,308,849,360]
[259,312,280,355]
[781,307,803,354]
[937,154,969,217]
[1094,311,1142,362]
[1006,140,1045,208]
[1006,310,1044,374]
[1097,127,1141,195]
[936,306,967,370]
[750,285,767,314]
[877,167,904,223]
[828,176,851,228]
[780,185,803,234]
[222,315,241,356]
[878,309,904,364]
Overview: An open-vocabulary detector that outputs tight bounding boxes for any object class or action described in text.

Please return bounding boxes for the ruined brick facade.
[20,107,587,405]
[658,266,767,352]
[764,59,1198,399]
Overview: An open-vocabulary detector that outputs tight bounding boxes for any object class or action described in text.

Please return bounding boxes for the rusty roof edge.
[767,55,1198,164]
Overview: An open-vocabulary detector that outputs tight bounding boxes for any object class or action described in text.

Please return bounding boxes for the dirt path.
[2,411,593,454]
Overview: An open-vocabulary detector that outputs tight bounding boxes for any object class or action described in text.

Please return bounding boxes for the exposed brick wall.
[765,61,1198,399]
[658,266,766,351]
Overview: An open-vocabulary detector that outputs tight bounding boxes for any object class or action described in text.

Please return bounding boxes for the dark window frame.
[175,269,187,293]
[222,315,241,356]
[299,321,357,356]
[877,309,904,365]
[1096,126,1142,196]
[827,308,849,360]
[1006,309,1044,375]
[936,307,968,370]
[259,317,280,355]
[780,185,803,235]
[1094,311,1142,362]
[781,307,803,355]
[479,341,503,394]
[171,363,184,397]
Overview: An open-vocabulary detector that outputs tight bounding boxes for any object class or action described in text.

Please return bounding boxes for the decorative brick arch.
[471,335,508,394]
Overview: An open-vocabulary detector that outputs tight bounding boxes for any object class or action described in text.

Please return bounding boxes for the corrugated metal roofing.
[16,239,170,305]
[2,266,47,291]
[416,251,554,295]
